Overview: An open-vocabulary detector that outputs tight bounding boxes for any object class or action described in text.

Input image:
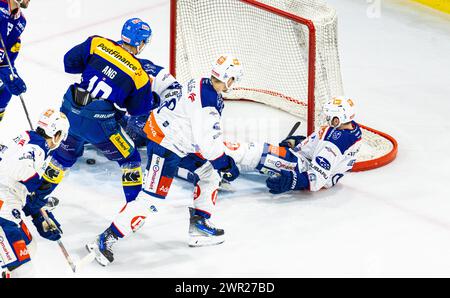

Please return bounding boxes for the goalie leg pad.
[256,143,299,176]
[224,141,264,172]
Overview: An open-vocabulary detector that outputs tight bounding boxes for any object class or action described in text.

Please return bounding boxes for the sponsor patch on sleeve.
[315,156,331,171]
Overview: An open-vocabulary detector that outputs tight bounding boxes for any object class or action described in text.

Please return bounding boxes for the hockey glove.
[279,135,306,149]
[0,66,26,95]
[124,115,149,148]
[211,154,240,182]
[221,157,240,182]
[31,211,62,241]
[23,194,48,217]
[22,180,56,216]
[266,169,310,194]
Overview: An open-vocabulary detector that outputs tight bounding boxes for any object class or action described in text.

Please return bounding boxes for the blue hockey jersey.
[0,0,26,66]
[63,35,154,116]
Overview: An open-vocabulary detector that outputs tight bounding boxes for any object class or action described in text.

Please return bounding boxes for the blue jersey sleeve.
[200,78,224,115]
[0,1,11,45]
[323,121,362,154]
[63,36,95,74]
[20,173,43,193]
[140,58,164,77]
[0,1,26,66]
[0,1,9,24]
[124,82,154,116]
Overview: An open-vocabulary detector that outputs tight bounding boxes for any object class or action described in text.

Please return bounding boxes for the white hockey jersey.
[144,78,225,161]
[0,131,51,221]
[293,122,362,191]
[141,59,180,101]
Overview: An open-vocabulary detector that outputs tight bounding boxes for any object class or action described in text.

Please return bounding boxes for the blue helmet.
[121,18,152,47]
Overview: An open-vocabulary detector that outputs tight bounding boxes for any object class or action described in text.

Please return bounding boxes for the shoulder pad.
[200,78,224,115]
[323,122,362,154]
[89,35,104,41]
[140,59,164,77]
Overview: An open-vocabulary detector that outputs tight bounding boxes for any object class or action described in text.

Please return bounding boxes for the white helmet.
[37,109,70,146]
[322,97,356,127]
[211,54,243,89]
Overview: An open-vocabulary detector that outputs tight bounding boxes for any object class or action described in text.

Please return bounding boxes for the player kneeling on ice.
[178,97,361,194]
[87,55,243,266]
[0,109,69,278]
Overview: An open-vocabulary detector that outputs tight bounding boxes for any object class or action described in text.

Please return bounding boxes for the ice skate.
[86,227,119,266]
[188,207,225,247]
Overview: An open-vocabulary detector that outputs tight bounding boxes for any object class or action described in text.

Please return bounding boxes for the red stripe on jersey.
[20,221,32,242]
[12,240,30,262]
[21,172,38,183]
[195,152,206,160]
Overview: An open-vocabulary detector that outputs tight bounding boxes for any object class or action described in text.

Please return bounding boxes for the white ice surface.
[0,0,450,277]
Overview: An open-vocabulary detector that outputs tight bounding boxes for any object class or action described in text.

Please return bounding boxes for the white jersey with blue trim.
[293,121,362,191]
[140,59,178,99]
[0,131,51,218]
[146,78,225,161]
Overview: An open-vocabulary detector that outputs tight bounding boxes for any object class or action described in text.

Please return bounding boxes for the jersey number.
[7,23,13,36]
[87,76,113,99]
[331,174,344,186]
[157,97,177,114]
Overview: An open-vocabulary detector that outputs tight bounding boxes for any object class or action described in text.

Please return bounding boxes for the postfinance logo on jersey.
[97,43,138,71]
[90,37,149,89]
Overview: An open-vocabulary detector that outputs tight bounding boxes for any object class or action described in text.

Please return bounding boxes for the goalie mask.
[323,97,356,127]
[211,54,243,90]
[37,109,70,147]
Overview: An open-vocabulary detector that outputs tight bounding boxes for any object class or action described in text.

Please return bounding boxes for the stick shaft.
[40,209,76,272]
[0,33,34,130]
[286,121,301,138]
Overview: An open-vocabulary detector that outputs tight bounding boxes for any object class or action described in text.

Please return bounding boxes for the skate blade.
[85,243,110,267]
[188,235,225,247]
[75,250,96,271]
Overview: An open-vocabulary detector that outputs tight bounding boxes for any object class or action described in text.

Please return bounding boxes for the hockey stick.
[0,33,33,130]
[75,251,96,270]
[40,209,77,273]
[42,198,95,273]
[286,121,301,139]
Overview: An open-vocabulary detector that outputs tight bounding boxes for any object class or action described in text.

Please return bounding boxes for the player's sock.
[0,108,5,122]
[188,207,225,247]
[86,227,119,266]
[1,269,11,278]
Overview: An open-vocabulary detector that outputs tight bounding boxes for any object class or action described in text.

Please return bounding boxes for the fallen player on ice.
[124,96,362,195]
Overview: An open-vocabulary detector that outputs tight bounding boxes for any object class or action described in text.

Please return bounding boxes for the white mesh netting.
[172,0,397,168]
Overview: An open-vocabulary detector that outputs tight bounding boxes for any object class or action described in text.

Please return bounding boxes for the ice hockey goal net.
[170,0,397,171]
